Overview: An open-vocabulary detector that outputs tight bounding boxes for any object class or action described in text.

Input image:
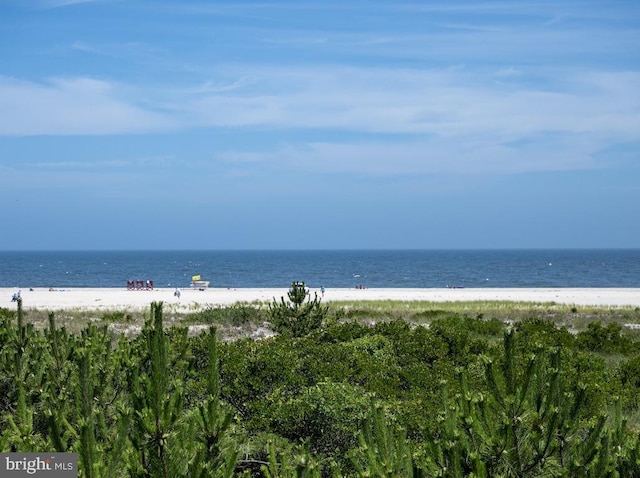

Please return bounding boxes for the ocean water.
[1,250,639,289]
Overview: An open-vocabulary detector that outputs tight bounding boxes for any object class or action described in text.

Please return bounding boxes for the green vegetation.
[1,290,640,477]
[269,282,328,337]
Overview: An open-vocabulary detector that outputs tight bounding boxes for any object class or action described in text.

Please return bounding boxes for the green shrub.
[228,303,263,326]
[317,320,370,344]
[427,331,616,477]
[616,353,640,413]
[429,316,495,364]
[0,307,14,320]
[2,300,640,476]
[576,321,634,355]
[268,380,373,460]
[515,317,575,350]
[101,311,132,323]
[409,309,451,321]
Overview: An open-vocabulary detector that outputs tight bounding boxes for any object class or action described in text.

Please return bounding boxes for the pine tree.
[188,327,238,477]
[269,281,328,337]
[429,330,617,477]
[351,403,427,477]
[129,302,187,478]
[1,298,46,451]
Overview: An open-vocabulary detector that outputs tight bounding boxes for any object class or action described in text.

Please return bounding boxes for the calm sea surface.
[0,250,639,289]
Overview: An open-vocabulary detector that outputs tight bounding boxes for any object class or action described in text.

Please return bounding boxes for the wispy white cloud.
[1,65,638,175]
[0,76,173,135]
[70,41,100,53]
[216,135,600,177]
[185,65,640,139]
[24,155,173,171]
[197,64,638,175]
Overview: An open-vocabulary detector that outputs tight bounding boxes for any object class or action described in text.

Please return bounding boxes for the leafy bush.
[515,317,575,350]
[576,321,634,355]
[317,320,370,343]
[616,353,640,413]
[429,315,496,364]
[268,380,373,460]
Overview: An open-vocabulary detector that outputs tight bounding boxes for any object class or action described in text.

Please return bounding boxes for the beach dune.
[2,287,640,311]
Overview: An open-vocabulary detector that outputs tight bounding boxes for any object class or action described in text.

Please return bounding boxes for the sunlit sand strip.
[2,287,640,311]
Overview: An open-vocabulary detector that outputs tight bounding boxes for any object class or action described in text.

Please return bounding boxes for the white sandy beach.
[2,287,640,311]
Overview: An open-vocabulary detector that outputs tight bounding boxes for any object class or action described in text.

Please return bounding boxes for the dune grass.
[327,300,640,334]
[10,299,640,341]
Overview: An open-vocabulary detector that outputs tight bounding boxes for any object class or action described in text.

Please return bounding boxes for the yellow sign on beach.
[192,275,201,281]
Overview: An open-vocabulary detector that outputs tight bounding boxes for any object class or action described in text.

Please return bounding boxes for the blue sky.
[1,0,638,250]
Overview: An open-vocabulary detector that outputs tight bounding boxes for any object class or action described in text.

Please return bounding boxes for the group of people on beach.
[10,290,21,302]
